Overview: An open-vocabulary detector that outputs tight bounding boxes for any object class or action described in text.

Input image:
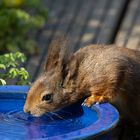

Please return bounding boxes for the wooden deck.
[13,0,140,139]
[26,0,128,81]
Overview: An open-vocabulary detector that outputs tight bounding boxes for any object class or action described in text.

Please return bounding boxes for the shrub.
[0,0,48,55]
[0,0,48,85]
[0,52,30,85]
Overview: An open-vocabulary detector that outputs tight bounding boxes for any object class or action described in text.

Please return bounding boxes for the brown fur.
[24,38,140,124]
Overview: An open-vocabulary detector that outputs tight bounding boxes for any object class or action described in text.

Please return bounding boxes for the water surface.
[0,98,98,140]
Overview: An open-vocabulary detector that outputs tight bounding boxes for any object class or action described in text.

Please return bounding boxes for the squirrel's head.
[24,38,80,117]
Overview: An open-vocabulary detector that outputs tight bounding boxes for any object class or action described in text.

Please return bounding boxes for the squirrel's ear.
[68,51,85,79]
[44,37,73,72]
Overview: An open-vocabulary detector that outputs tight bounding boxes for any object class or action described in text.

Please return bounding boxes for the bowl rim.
[0,85,119,140]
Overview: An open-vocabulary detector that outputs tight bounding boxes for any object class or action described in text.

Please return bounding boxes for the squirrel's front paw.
[82,95,97,107]
[82,95,107,107]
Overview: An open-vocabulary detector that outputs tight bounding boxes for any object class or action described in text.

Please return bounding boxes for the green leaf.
[0,78,6,85]
[0,64,6,69]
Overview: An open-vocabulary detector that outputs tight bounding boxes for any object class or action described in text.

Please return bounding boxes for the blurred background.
[0,0,140,139]
[1,0,140,85]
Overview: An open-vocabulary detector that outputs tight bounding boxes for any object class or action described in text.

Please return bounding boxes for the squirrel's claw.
[82,95,96,107]
[82,95,107,107]
[82,101,92,107]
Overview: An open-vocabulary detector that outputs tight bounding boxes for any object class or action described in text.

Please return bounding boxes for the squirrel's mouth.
[27,108,46,117]
[31,113,44,117]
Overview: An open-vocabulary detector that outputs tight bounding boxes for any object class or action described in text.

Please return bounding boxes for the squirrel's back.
[73,45,140,124]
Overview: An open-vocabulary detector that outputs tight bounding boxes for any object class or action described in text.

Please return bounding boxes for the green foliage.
[0,0,48,55]
[0,52,30,85]
[0,0,48,85]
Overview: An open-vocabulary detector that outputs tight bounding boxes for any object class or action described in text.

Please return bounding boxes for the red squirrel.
[24,38,140,125]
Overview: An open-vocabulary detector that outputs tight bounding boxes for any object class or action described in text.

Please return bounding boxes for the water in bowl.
[0,98,98,139]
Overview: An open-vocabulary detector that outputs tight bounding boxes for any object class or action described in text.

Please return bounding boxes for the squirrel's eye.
[42,94,52,102]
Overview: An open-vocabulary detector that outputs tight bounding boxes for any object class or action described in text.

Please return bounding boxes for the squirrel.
[24,38,140,125]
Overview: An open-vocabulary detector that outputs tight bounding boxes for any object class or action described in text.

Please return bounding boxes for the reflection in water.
[0,99,98,139]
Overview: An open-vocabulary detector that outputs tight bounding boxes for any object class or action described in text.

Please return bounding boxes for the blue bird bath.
[0,86,119,140]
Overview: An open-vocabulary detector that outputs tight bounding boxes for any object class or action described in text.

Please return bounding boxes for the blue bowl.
[0,86,119,140]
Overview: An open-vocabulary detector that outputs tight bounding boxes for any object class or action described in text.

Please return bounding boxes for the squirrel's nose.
[24,107,31,114]
[26,110,31,115]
